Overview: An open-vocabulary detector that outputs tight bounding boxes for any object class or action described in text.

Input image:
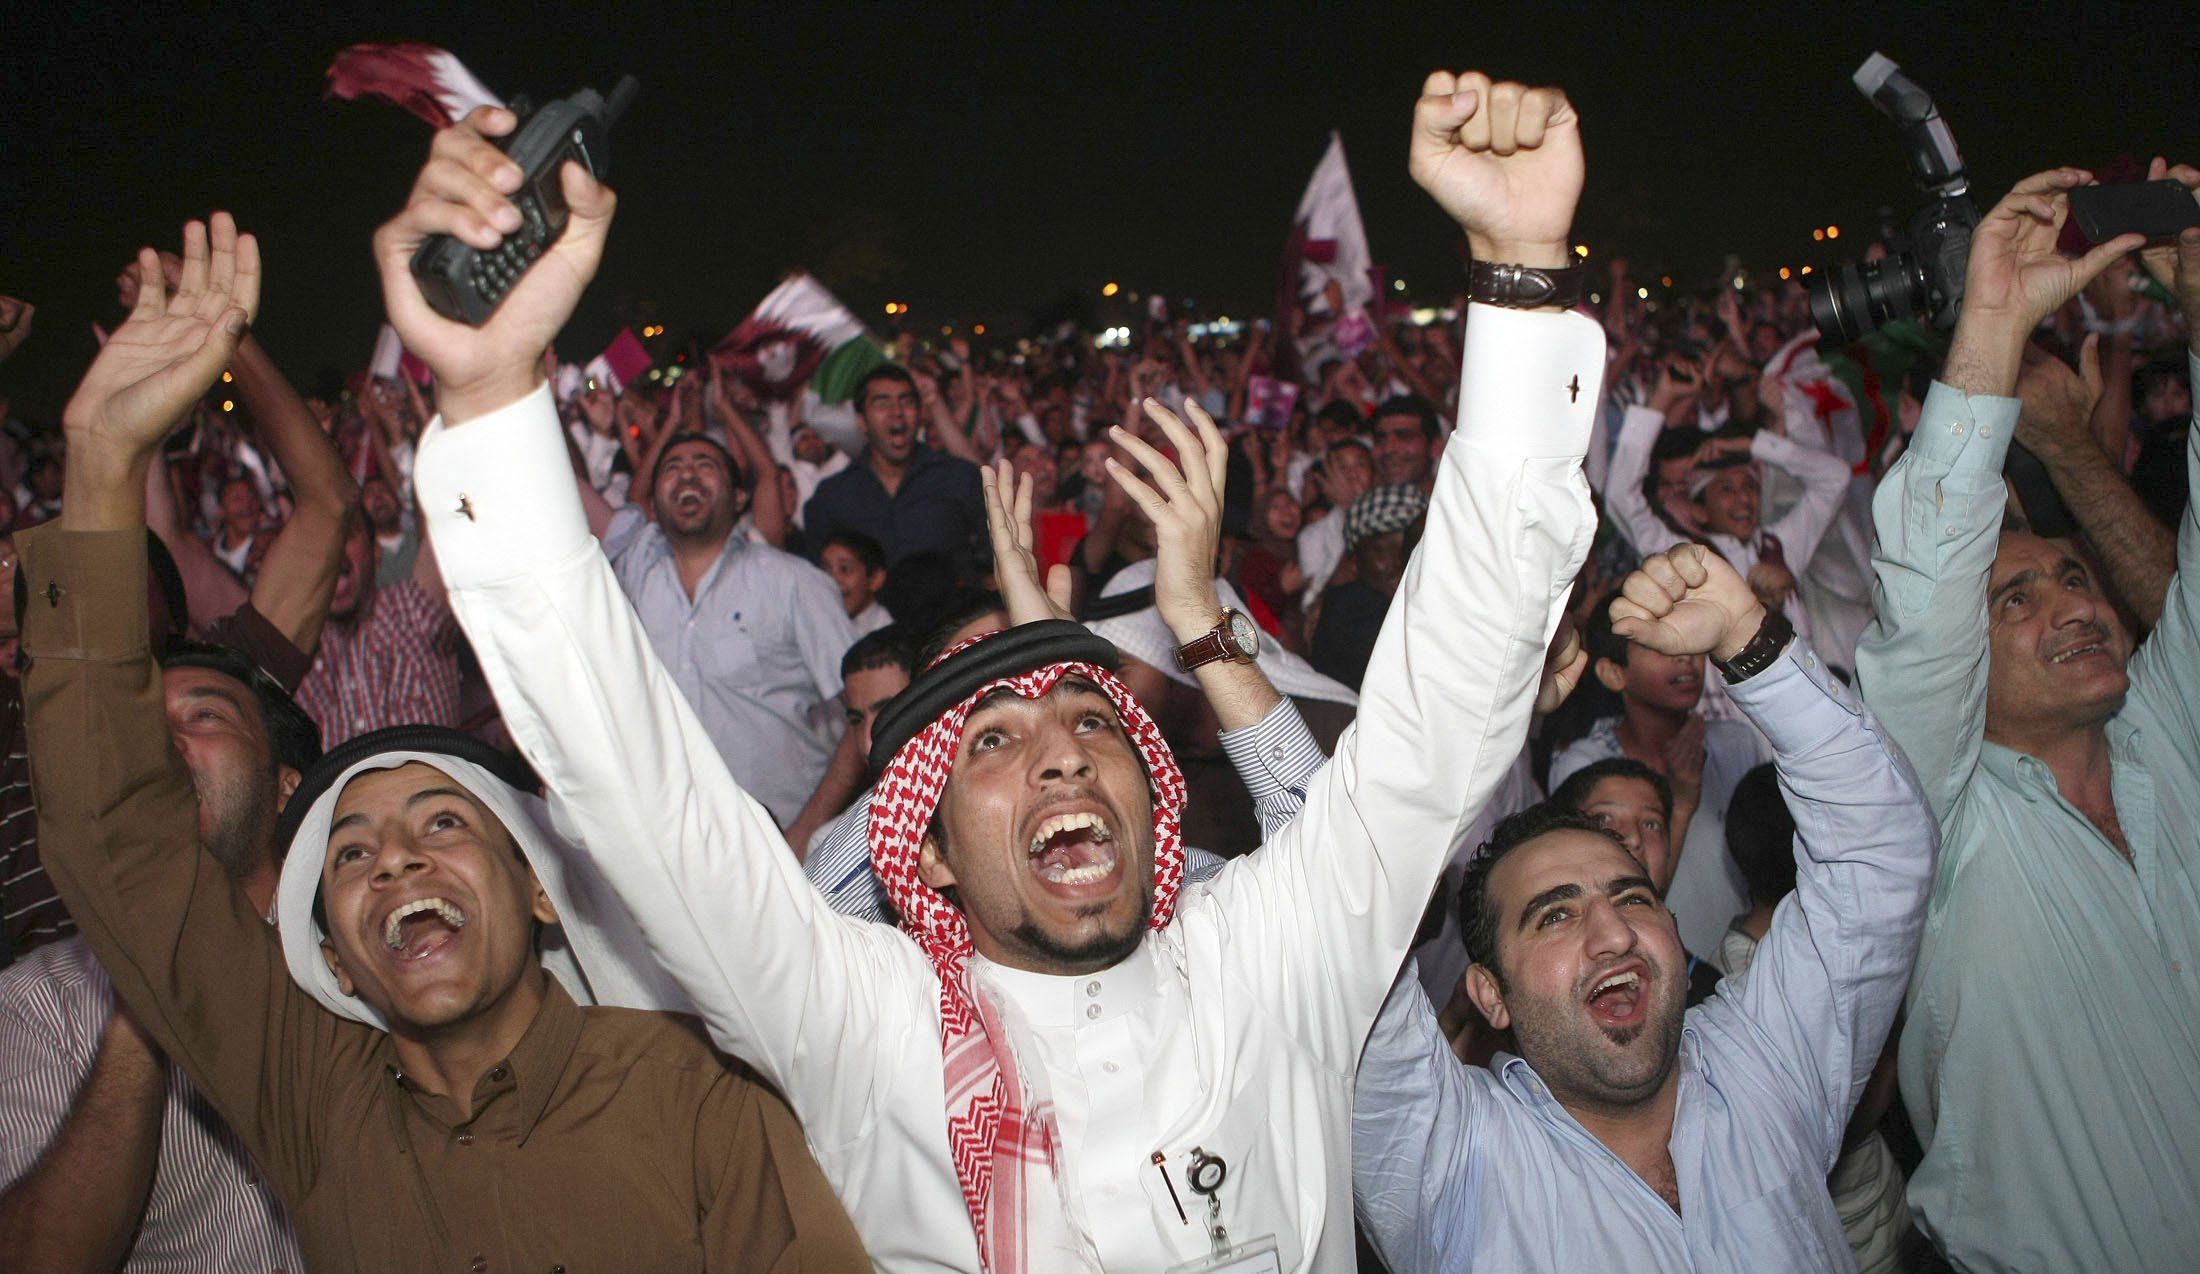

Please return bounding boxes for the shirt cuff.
[1724,638,1866,757]
[17,527,150,662]
[1455,304,1607,458]
[1911,381,2019,470]
[413,383,596,588]
[1217,697,1327,805]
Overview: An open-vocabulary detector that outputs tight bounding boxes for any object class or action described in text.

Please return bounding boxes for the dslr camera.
[1808,54,1978,346]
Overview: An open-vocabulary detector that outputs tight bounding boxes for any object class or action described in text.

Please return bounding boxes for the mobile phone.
[410,75,639,326]
[2068,179,2200,245]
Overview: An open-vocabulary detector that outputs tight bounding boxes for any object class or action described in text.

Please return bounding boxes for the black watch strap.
[1712,608,1795,685]
[1466,259,1587,310]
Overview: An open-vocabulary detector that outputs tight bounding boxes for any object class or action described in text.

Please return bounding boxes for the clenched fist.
[1409,71,1582,268]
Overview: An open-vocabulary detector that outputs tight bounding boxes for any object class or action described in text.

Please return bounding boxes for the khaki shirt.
[20,526,867,1273]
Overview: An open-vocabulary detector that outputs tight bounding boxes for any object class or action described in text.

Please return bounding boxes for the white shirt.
[412,305,1603,1271]
[851,598,894,637]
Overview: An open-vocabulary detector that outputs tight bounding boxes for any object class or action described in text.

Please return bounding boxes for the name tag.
[1167,1236,1283,1274]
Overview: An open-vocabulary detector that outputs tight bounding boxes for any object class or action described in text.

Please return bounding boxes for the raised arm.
[28,217,334,1198]
[1603,365,1696,557]
[116,252,359,656]
[1614,545,1933,1154]
[1754,425,1854,570]
[375,108,920,1135]
[232,335,359,657]
[2122,163,2200,740]
[2013,336,2175,628]
[1202,72,1601,1064]
[1857,168,2145,818]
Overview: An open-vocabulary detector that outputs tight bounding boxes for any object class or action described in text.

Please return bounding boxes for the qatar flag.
[325,42,503,129]
[1286,133,1375,319]
[713,274,887,401]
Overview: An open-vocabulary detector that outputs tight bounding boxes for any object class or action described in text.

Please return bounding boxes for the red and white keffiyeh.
[868,641,1187,1274]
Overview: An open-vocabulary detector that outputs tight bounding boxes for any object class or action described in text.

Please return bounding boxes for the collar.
[1978,720,2145,800]
[974,939,1161,1028]
[382,972,585,1144]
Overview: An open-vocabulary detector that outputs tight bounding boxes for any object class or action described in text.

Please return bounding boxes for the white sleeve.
[1197,305,1602,1068]
[414,385,925,1146]
[1755,429,1854,570]
[1605,404,1687,557]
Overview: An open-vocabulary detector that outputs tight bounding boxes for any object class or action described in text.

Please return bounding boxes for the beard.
[1508,959,1687,1115]
[1006,885,1153,973]
[199,763,279,880]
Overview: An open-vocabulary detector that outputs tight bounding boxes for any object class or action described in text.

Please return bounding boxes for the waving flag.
[582,328,655,395]
[325,42,503,129]
[713,274,888,401]
[1287,133,1374,318]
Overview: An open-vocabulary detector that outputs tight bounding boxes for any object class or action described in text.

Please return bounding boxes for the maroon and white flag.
[1287,132,1375,319]
[710,273,886,404]
[325,42,503,128]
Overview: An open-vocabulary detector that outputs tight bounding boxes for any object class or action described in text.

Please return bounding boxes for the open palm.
[65,215,259,452]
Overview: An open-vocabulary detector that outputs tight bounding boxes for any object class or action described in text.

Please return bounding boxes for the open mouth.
[1026,810,1120,891]
[2047,641,2108,666]
[382,897,467,962]
[1584,964,1648,1028]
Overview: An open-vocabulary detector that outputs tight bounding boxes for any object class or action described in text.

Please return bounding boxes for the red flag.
[325,42,503,129]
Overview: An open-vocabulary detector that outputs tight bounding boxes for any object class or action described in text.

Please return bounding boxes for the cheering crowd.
[0,57,2196,1274]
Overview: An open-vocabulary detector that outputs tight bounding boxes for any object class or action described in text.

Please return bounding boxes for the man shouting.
[381,71,1602,1271]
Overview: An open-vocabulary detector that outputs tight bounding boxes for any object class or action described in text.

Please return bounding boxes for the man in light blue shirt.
[601,432,854,824]
[1353,543,1933,1273]
[1856,165,2200,1271]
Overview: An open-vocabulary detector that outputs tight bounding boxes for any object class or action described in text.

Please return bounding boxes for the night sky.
[4,0,2191,421]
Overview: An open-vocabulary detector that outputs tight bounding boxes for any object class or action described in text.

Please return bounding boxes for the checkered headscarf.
[868,630,1186,1273]
[1343,482,1430,551]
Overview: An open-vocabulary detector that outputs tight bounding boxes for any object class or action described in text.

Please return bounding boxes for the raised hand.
[1608,544,1767,663]
[1105,397,1230,644]
[371,106,615,424]
[0,295,31,364]
[1534,615,1589,716]
[2014,335,2104,457]
[1961,169,2145,346]
[1408,70,1582,267]
[2137,158,2200,345]
[64,215,259,458]
[980,459,1072,625]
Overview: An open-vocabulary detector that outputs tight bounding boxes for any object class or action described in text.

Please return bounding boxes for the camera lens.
[1808,253,1931,345]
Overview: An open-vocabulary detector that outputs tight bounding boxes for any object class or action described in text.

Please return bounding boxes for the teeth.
[2050,645,2099,664]
[1027,811,1112,857]
[382,897,467,951]
[1592,971,1641,997]
[1038,845,1120,886]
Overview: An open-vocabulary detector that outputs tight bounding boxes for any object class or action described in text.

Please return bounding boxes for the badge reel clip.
[1164,1148,1282,1274]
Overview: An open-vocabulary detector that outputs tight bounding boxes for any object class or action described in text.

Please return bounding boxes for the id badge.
[1165,1235,1283,1274]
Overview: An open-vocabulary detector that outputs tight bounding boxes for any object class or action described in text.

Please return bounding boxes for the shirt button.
[1085,980,1102,997]
[1949,422,1965,435]
[1104,1060,1120,1073]
[2174,962,2184,974]
[456,1132,475,1146]
[1978,425,1993,438]
[1086,1003,1102,1020]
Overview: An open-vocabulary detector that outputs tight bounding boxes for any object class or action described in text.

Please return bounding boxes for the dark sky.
[3,0,2192,420]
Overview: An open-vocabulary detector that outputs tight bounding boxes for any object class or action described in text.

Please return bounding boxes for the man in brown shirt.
[25,216,866,1271]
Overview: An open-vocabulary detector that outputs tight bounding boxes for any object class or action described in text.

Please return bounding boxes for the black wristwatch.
[1711,609,1795,685]
[1467,258,1588,310]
